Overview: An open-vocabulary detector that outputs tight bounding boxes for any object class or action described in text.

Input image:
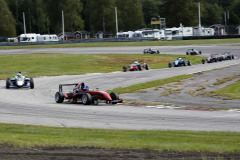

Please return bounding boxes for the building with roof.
[210,24,226,35]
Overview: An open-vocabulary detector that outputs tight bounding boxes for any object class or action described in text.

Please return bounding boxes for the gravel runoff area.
[121,63,240,109]
[1,145,240,160]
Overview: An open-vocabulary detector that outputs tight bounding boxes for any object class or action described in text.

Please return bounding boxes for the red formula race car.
[123,60,149,72]
[55,83,122,105]
[186,48,202,55]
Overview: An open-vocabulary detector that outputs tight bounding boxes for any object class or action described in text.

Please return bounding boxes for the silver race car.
[6,72,34,89]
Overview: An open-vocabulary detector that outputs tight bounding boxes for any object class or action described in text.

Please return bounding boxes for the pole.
[115,7,118,37]
[103,17,105,33]
[158,16,160,30]
[224,12,227,25]
[23,12,26,34]
[16,0,18,21]
[198,2,202,36]
[224,11,227,35]
[62,10,65,40]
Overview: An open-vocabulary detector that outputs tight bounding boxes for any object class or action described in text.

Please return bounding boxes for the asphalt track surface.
[0,44,240,132]
[1,43,240,56]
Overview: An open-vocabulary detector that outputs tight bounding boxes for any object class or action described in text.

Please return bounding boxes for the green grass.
[107,74,194,95]
[213,80,240,99]
[0,54,203,79]
[1,38,240,49]
[0,123,239,153]
[213,75,240,85]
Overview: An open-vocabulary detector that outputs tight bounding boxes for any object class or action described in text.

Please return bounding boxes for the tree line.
[1,0,240,37]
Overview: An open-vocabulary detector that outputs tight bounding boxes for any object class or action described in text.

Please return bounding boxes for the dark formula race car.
[202,52,234,64]
[219,52,234,61]
[203,54,218,63]
[186,48,201,55]
[6,72,34,89]
[169,57,191,68]
[143,48,160,54]
[123,60,149,72]
[55,83,122,105]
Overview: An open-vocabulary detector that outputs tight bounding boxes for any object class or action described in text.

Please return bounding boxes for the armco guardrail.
[1,35,240,46]
[183,35,240,40]
[0,37,154,46]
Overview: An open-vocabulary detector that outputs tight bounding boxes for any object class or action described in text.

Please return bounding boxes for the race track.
[0,44,240,131]
[1,43,240,56]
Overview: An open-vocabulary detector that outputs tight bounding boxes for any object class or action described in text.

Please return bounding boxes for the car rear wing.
[59,83,78,92]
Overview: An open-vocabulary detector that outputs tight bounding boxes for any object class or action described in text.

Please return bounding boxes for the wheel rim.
[82,95,87,104]
[55,93,59,101]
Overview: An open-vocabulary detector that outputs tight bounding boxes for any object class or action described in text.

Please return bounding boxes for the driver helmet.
[134,60,139,64]
[85,86,90,91]
[17,73,22,77]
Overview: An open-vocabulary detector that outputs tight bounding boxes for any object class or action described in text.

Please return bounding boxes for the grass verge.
[0,38,240,49]
[213,80,240,99]
[0,123,240,153]
[213,75,240,85]
[0,54,203,79]
[107,74,194,95]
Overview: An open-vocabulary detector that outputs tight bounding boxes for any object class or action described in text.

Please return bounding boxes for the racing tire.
[187,61,191,66]
[199,51,202,55]
[82,93,92,105]
[157,51,160,54]
[202,59,205,64]
[30,78,34,89]
[110,92,119,104]
[232,55,234,59]
[186,52,189,55]
[55,92,64,103]
[6,78,11,89]
[168,62,172,68]
[137,65,142,71]
[145,64,149,70]
[93,99,99,105]
[123,66,127,72]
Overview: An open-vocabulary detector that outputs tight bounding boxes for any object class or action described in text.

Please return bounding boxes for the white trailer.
[182,27,193,37]
[193,27,214,36]
[202,28,214,36]
[117,31,134,38]
[165,27,193,40]
[237,26,240,35]
[164,28,180,40]
[20,33,40,42]
[142,29,165,40]
[20,33,59,42]
[42,34,59,41]
[132,30,143,38]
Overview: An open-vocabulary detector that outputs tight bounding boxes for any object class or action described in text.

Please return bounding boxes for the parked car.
[123,60,149,72]
[55,83,122,105]
[143,48,160,54]
[186,49,201,55]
